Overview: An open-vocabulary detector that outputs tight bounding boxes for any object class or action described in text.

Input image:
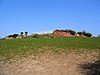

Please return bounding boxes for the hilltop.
[4,29,93,40]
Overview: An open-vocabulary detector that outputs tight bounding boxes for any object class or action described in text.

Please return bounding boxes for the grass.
[0,37,100,61]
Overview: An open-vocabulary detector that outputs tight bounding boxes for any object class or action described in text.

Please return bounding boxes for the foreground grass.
[0,37,100,61]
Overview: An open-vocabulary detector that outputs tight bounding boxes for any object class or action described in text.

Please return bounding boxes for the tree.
[21,32,23,36]
[25,32,28,37]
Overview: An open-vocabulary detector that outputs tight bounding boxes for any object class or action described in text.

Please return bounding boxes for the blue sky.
[0,0,100,37]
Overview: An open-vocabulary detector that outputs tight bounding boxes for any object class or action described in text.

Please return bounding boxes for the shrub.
[8,34,18,38]
[33,34,41,38]
[69,30,76,35]
[77,31,92,37]
[77,32,83,35]
[84,33,92,37]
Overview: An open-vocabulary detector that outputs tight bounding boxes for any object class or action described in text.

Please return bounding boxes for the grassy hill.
[0,37,100,61]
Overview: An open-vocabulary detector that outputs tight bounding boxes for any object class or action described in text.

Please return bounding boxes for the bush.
[69,30,76,35]
[77,32,83,35]
[84,33,92,37]
[33,34,50,38]
[33,34,41,38]
[8,34,18,38]
[77,31,92,37]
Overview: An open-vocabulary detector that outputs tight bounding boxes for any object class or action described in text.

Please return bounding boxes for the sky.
[0,0,100,38]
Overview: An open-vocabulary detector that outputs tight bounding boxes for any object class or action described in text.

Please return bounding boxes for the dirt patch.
[0,52,99,75]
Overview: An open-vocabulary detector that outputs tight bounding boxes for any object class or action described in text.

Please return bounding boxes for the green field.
[0,37,100,61]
